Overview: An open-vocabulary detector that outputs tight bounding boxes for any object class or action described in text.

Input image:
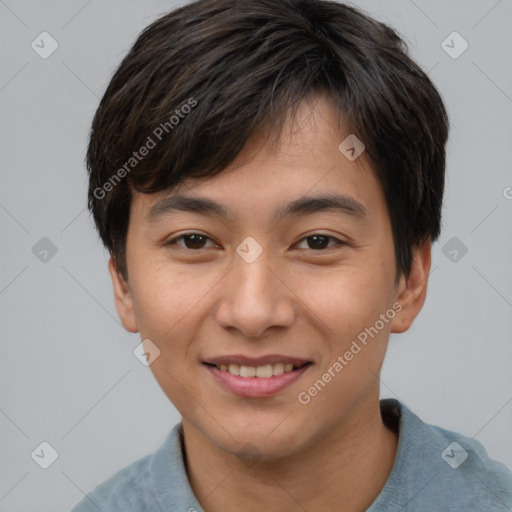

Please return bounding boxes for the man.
[72,0,512,510]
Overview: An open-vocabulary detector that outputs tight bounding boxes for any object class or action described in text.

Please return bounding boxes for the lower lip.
[205,364,311,397]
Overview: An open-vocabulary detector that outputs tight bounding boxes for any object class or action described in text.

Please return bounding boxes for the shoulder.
[70,424,184,512]
[426,421,512,510]
[373,399,512,511]
[70,452,155,511]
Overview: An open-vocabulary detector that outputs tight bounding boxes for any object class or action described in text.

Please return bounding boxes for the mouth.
[202,355,313,397]
[204,361,310,378]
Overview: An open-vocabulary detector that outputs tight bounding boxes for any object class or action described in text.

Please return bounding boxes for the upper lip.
[203,354,311,367]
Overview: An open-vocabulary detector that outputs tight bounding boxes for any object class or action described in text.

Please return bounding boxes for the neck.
[182,395,398,512]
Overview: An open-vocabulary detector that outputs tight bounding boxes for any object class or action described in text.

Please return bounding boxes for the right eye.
[164,233,220,250]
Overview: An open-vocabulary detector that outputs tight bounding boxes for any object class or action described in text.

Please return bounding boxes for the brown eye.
[307,235,330,249]
[166,233,217,250]
[182,234,207,249]
[296,234,344,250]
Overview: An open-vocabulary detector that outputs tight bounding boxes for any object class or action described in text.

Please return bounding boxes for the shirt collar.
[147,399,442,512]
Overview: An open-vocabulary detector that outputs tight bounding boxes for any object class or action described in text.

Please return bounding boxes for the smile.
[203,355,312,397]
[213,362,300,378]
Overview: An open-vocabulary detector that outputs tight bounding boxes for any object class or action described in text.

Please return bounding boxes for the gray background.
[1,0,511,510]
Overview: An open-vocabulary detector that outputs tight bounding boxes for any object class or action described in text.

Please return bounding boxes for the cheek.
[297,265,394,397]
[298,264,392,337]
[128,259,224,349]
[128,264,216,410]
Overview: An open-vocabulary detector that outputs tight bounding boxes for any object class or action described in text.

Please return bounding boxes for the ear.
[390,240,432,334]
[108,256,139,333]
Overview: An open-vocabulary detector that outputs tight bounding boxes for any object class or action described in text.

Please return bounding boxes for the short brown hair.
[87,0,449,280]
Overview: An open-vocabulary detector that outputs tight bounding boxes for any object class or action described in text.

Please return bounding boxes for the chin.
[212,417,313,461]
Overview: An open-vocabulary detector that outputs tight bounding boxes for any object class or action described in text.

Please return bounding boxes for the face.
[110,92,430,460]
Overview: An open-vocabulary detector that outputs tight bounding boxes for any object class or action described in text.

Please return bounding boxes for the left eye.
[294,234,344,250]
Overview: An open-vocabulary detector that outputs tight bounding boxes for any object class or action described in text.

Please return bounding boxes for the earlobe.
[108,256,139,333]
[390,240,432,334]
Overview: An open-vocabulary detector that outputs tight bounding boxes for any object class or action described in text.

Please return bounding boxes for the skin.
[109,91,431,512]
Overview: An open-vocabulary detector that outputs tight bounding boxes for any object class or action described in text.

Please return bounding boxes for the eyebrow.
[146,192,369,224]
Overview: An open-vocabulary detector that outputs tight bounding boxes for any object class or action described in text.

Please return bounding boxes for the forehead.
[131,93,387,227]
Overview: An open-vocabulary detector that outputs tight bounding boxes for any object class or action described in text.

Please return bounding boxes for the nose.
[214,250,296,339]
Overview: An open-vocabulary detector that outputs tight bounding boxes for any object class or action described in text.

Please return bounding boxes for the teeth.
[217,362,301,377]
[228,364,240,376]
[256,365,272,378]
[240,365,256,377]
[273,363,284,376]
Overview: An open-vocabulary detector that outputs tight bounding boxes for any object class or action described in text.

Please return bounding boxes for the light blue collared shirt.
[71,399,512,511]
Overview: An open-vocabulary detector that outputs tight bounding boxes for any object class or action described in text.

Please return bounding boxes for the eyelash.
[165,233,347,251]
